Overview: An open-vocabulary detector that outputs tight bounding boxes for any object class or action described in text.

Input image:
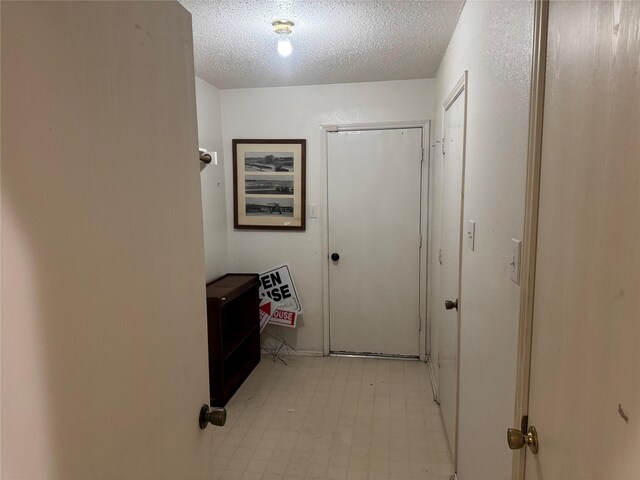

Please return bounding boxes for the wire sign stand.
[262,326,297,365]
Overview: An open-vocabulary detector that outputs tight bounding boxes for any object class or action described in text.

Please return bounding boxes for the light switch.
[467,220,476,251]
[511,239,522,285]
[308,204,319,219]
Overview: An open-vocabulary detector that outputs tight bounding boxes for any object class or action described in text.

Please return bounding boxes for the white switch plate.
[308,204,319,219]
[467,220,476,251]
[511,238,522,285]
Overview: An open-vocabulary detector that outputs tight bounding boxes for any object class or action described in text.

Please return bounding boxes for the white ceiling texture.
[179,0,465,89]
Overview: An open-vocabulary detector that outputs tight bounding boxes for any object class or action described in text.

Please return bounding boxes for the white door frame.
[512,1,549,479]
[320,120,431,360]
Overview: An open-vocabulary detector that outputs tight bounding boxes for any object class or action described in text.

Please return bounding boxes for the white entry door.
[519,1,639,478]
[437,80,466,460]
[328,128,423,357]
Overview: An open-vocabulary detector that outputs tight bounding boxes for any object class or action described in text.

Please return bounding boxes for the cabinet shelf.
[222,324,259,360]
[206,273,260,407]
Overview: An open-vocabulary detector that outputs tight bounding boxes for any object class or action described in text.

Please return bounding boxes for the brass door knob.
[507,426,539,454]
[199,404,227,429]
[444,299,458,311]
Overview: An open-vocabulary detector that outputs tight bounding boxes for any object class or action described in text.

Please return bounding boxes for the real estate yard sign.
[259,296,273,333]
[259,264,303,328]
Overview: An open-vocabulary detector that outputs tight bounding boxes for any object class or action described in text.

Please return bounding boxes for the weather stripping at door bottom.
[330,351,419,361]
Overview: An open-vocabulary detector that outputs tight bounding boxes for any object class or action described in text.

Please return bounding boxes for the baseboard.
[426,354,440,404]
[260,349,324,357]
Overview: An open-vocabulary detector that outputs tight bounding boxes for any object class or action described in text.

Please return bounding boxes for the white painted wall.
[220,80,435,353]
[429,1,534,479]
[195,77,229,282]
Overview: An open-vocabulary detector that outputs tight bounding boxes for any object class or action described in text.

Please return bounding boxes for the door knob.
[507,426,539,454]
[331,253,340,261]
[199,404,227,429]
[444,299,458,311]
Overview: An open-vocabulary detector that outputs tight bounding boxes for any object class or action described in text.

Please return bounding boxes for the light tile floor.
[210,355,454,480]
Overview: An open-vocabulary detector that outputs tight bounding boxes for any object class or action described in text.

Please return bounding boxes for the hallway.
[210,356,452,480]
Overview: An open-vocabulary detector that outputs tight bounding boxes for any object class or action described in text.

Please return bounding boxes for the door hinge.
[419,234,423,249]
[421,147,425,164]
[441,137,446,155]
[438,248,443,264]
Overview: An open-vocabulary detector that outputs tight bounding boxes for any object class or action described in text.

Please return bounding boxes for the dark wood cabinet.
[206,274,260,407]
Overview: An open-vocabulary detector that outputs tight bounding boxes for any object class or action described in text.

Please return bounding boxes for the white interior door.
[522,1,639,478]
[2,3,212,478]
[437,86,466,460]
[328,128,423,357]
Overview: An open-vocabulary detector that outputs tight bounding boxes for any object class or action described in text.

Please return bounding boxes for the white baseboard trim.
[260,349,324,357]
[426,354,439,404]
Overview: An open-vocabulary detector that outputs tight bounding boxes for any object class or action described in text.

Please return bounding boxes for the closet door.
[437,83,466,461]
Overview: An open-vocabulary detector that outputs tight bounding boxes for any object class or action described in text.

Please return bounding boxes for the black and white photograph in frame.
[245,198,294,217]
[244,153,294,172]
[233,139,306,231]
[245,175,294,195]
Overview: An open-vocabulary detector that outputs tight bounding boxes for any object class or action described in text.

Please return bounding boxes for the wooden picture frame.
[232,139,306,231]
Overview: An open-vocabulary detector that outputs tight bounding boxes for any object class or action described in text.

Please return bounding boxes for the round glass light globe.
[277,36,292,57]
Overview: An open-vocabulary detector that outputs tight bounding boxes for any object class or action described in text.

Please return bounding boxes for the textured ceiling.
[179,0,464,89]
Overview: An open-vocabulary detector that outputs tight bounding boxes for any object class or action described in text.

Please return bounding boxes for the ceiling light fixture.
[272,20,294,57]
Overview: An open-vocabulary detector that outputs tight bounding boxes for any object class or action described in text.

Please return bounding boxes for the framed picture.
[233,139,306,231]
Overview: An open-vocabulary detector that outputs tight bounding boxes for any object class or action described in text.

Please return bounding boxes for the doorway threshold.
[330,351,420,361]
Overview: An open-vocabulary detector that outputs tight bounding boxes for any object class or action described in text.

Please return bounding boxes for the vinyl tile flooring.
[210,355,454,480]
